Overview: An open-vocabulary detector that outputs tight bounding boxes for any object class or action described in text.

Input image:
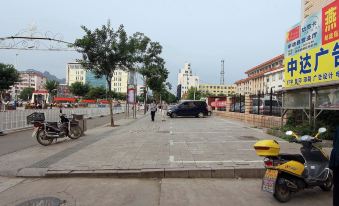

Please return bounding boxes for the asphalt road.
[0,113,125,156]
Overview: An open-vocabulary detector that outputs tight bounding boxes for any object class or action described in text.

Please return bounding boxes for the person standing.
[330,126,339,206]
[161,102,168,121]
[150,101,157,122]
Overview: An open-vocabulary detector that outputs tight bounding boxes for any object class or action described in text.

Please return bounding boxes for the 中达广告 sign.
[284,0,339,88]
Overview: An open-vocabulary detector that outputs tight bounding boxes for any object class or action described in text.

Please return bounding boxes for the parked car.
[230,102,245,113]
[252,98,282,115]
[167,100,209,118]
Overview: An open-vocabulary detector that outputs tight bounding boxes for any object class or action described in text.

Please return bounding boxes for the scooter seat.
[279,153,305,164]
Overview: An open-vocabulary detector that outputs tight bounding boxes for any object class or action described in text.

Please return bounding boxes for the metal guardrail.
[0,106,124,132]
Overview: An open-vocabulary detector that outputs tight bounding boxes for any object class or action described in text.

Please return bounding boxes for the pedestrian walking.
[330,126,339,206]
[150,101,157,122]
[161,102,168,121]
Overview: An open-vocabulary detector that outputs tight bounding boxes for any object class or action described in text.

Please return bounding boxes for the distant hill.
[24,69,66,84]
[43,71,66,84]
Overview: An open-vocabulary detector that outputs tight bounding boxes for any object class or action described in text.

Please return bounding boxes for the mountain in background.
[25,69,66,84]
[42,71,66,84]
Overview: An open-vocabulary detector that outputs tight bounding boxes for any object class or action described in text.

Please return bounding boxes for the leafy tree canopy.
[19,87,34,101]
[0,63,20,100]
[44,80,59,96]
[70,82,90,97]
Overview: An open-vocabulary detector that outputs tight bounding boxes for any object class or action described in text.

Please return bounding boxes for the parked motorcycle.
[253,127,333,202]
[31,113,82,146]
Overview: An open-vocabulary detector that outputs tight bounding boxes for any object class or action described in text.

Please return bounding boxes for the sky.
[0,0,301,89]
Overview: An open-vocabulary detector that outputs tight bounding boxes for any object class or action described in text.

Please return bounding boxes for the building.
[66,63,86,85]
[264,68,284,93]
[9,70,47,99]
[66,63,128,93]
[198,83,236,96]
[177,84,182,100]
[235,54,284,95]
[111,69,128,93]
[57,84,71,97]
[302,0,334,19]
[137,85,146,96]
[85,71,107,88]
[177,63,199,98]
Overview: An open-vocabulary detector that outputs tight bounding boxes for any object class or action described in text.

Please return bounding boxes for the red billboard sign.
[322,0,339,45]
[286,25,301,43]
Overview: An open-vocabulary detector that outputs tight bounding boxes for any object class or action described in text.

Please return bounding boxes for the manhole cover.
[16,197,65,206]
[238,136,259,140]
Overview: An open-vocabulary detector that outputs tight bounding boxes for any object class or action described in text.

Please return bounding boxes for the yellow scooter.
[253,127,333,202]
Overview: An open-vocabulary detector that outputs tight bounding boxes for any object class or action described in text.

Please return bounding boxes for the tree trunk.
[107,78,115,127]
[143,76,147,115]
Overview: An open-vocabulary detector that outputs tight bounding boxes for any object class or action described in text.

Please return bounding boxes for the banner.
[284,0,339,88]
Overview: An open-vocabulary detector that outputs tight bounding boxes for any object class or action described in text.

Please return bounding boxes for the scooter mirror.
[286,131,293,136]
[318,127,327,133]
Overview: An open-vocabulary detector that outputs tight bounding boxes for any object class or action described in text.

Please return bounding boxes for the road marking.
[170,140,287,144]
[168,155,262,163]
[169,140,174,146]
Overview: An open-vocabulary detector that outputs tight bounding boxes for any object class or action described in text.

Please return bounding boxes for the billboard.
[284,0,339,88]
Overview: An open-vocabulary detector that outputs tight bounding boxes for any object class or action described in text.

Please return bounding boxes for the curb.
[39,168,265,179]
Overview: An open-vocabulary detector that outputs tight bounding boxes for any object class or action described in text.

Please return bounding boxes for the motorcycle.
[253,127,333,202]
[32,114,83,146]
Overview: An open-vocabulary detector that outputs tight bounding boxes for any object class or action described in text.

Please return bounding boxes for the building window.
[278,73,282,80]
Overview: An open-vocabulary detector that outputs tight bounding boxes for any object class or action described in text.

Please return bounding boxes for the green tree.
[19,87,34,101]
[0,63,20,104]
[44,80,59,103]
[74,21,143,126]
[85,86,106,99]
[69,82,90,97]
[186,87,202,100]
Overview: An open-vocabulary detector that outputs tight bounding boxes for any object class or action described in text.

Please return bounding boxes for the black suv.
[167,101,209,118]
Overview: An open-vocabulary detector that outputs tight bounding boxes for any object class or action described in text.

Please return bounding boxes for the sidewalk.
[0,112,305,178]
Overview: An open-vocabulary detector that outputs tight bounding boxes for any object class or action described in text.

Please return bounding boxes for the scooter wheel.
[68,126,82,139]
[36,129,53,146]
[274,178,291,203]
[320,172,333,191]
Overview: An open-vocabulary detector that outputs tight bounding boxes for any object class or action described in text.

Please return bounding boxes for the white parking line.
[237,149,255,151]
[170,140,287,144]
[168,155,262,164]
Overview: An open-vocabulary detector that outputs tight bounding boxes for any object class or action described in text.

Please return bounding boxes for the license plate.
[262,169,278,193]
[32,128,38,137]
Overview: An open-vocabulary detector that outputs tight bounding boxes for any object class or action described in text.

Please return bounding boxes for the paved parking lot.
[0,112,301,177]
[0,177,332,206]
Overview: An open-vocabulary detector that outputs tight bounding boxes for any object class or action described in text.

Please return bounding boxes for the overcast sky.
[0,0,300,87]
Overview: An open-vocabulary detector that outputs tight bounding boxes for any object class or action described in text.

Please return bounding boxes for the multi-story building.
[177,63,199,98]
[66,63,128,93]
[235,54,284,95]
[112,70,128,93]
[264,68,284,93]
[9,70,47,99]
[66,63,86,85]
[302,0,334,19]
[198,83,236,96]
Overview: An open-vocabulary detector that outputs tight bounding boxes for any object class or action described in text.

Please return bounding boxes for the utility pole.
[220,60,225,85]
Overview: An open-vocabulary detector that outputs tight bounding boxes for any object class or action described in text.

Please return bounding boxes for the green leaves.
[44,80,59,96]
[0,63,20,92]
[69,82,90,97]
[19,87,34,101]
